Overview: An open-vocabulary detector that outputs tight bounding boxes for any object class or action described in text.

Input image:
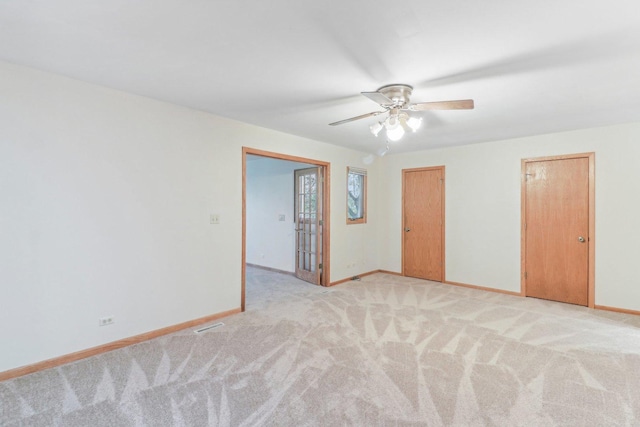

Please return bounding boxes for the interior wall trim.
[444,280,522,297]
[329,270,380,286]
[445,280,640,316]
[377,270,404,276]
[594,305,640,316]
[332,271,640,317]
[0,308,241,382]
[246,263,295,276]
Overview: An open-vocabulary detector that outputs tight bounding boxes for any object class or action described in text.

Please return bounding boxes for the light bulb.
[406,116,423,132]
[369,121,383,137]
[386,125,405,142]
[385,114,399,130]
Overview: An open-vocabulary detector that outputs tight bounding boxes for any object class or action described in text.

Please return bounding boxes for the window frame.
[346,166,367,225]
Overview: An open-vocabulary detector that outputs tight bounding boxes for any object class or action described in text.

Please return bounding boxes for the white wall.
[0,61,379,372]
[6,58,638,374]
[246,157,312,272]
[378,122,640,311]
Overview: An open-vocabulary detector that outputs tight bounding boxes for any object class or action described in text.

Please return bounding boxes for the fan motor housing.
[377,84,413,107]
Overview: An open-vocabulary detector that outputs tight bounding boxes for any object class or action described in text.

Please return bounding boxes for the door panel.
[403,168,444,281]
[524,157,589,305]
[295,167,322,285]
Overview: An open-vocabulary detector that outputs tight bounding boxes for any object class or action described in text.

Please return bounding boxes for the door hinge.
[319,263,323,269]
[319,220,323,226]
[524,272,528,279]
[524,223,527,230]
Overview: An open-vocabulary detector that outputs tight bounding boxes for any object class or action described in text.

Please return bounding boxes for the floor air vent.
[194,322,224,334]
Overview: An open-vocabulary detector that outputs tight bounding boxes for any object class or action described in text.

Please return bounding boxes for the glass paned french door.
[294,167,322,285]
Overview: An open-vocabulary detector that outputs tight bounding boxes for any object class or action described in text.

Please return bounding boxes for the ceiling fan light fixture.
[329,83,473,143]
[406,116,423,132]
[386,125,405,142]
[385,116,399,130]
[369,121,383,137]
[385,108,401,130]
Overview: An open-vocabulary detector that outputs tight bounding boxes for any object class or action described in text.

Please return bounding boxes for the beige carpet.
[2,267,640,426]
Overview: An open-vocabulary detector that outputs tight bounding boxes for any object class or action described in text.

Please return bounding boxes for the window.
[347,167,366,224]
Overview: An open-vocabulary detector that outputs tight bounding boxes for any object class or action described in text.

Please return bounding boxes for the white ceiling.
[2,0,640,154]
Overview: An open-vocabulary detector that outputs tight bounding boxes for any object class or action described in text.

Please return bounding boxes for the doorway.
[402,166,445,281]
[521,153,595,307]
[242,147,331,311]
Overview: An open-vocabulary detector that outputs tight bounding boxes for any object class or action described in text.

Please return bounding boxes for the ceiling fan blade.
[329,110,385,126]
[361,91,394,106]
[409,99,474,111]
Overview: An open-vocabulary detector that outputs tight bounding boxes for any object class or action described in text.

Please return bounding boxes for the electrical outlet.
[99,316,115,326]
[210,214,220,224]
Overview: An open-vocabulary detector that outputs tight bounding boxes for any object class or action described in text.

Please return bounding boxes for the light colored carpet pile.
[2,267,640,426]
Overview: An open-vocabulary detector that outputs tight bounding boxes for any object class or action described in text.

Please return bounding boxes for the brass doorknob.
[404,227,411,232]
[578,236,585,243]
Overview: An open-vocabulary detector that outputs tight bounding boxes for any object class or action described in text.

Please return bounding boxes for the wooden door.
[403,167,444,281]
[523,156,590,305]
[294,167,322,285]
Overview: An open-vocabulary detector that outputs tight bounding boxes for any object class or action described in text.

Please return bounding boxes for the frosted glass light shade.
[406,116,423,132]
[386,125,405,141]
[370,121,383,136]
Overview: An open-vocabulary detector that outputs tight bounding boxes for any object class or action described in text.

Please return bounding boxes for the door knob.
[404,227,411,232]
[578,236,585,243]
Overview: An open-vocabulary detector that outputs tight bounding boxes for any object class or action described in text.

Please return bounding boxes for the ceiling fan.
[329,84,474,141]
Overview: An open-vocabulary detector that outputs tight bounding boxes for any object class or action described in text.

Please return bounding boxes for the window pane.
[347,167,366,223]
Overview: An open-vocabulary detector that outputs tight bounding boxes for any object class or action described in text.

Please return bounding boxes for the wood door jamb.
[242,147,331,312]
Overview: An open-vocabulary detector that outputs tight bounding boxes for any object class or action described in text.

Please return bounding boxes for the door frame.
[242,147,331,311]
[520,152,595,307]
[401,166,446,280]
